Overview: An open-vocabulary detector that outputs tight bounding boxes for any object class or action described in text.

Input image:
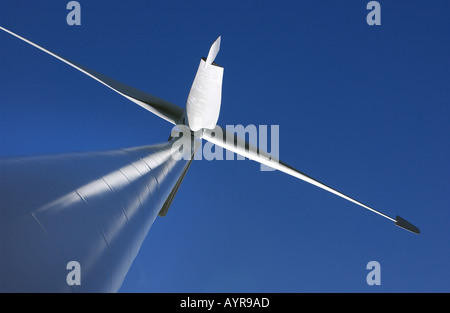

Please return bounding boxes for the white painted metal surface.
[186,37,223,131]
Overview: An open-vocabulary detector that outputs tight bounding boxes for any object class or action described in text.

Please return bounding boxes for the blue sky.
[1,1,449,292]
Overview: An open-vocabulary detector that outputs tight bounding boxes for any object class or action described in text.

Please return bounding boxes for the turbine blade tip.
[395,215,420,235]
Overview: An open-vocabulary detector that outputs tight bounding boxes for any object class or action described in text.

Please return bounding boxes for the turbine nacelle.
[186,36,223,132]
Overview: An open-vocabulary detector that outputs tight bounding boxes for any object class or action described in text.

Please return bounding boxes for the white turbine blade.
[204,36,221,69]
[0,26,184,125]
[203,126,420,234]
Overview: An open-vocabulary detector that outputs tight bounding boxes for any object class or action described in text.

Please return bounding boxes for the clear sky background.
[0,1,449,292]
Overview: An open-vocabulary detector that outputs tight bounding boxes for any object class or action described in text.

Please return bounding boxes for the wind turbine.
[0,27,419,293]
